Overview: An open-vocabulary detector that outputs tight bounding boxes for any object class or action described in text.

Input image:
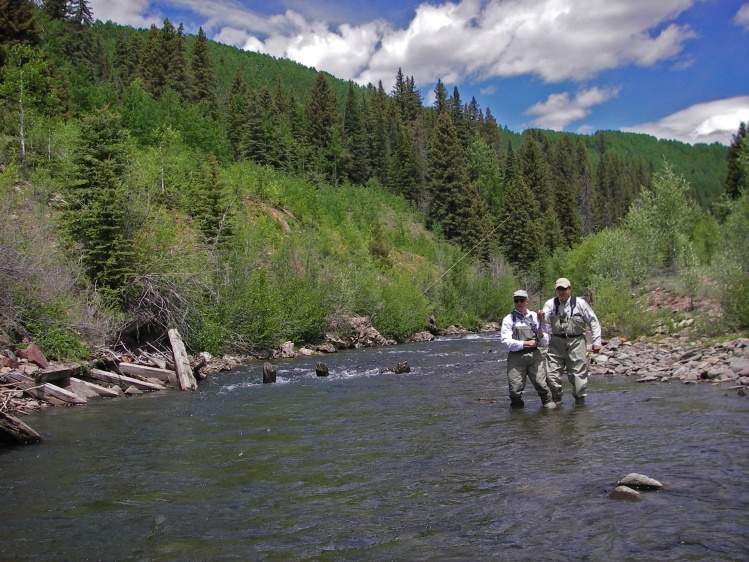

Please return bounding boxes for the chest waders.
[546,296,590,402]
[507,312,551,407]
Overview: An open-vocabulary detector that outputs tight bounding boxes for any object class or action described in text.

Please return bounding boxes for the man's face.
[556,286,570,302]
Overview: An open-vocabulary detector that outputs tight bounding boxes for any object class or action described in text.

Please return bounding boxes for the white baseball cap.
[513,290,528,298]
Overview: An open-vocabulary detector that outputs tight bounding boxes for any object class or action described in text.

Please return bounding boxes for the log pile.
[0,329,205,446]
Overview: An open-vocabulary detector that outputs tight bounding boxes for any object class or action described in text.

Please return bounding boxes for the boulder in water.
[617,473,663,490]
[608,485,643,501]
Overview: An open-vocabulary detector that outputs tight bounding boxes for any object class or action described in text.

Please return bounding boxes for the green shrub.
[372,273,430,341]
[24,301,91,362]
[591,277,656,341]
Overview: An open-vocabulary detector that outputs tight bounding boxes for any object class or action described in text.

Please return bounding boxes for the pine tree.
[226,70,249,160]
[389,115,421,202]
[467,134,503,216]
[433,79,448,113]
[342,81,370,184]
[497,143,542,270]
[368,81,390,185]
[449,85,469,147]
[113,32,141,91]
[427,111,466,239]
[519,131,561,254]
[551,135,582,248]
[190,27,218,110]
[0,0,41,65]
[41,0,69,20]
[67,0,93,25]
[64,108,133,303]
[304,71,340,182]
[725,122,748,199]
[193,155,233,247]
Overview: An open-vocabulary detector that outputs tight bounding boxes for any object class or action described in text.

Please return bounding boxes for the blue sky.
[89,0,749,146]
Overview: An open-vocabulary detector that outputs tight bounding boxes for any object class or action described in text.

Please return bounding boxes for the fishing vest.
[550,296,587,337]
[511,310,539,342]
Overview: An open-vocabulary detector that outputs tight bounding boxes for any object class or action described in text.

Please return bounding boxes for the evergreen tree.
[449,85,469,147]
[190,27,218,110]
[193,154,233,246]
[389,114,421,202]
[113,32,141,91]
[467,134,503,216]
[64,108,133,303]
[138,19,192,101]
[497,143,542,270]
[368,81,390,185]
[67,0,93,25]
[551,135,582,248]
[304,71,340,182]
[226,70,249,160]
[519,131,562,254]
[0,0,41,67]
[41,0,69,20]
[342,81,370,184]
[433,79,448,113]
[725,122,748,199]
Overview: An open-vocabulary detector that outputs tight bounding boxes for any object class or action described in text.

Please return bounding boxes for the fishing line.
[421,216,510,295]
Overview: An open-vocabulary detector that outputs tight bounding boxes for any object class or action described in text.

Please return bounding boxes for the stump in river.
[263,362,277,383]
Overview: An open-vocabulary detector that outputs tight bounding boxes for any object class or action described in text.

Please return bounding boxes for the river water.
[1,333,748,561]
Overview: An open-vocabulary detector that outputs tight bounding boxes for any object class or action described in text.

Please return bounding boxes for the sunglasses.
[513,297,527,303]
[556,287,569,291]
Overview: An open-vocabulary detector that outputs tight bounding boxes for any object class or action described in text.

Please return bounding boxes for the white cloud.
[110,1,698,92]
[735,3,749,30]
[524,86,620,130]
[622,96,749,145]
[89,0,162,28]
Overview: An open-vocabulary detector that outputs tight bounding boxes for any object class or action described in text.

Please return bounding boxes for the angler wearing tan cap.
[539,278,601,406]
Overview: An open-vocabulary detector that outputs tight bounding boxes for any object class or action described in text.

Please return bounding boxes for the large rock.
[409,331,434,343]
[608,486,643,501]
[324,316,395,349]
[617,473,663,490]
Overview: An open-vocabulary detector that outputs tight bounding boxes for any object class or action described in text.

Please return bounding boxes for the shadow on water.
[1,334,748,561]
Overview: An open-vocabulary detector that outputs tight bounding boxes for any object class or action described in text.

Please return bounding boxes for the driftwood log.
[168,329,197,390]
[118,362,177,385]
[0,411,43,444]
[0,371,87,406]
[87,368,166,391]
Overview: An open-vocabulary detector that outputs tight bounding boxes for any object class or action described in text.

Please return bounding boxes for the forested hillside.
[0,1,746,361]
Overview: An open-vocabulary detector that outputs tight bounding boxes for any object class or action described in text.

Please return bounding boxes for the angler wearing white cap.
[539,278,602,406]
[500,289,556,409]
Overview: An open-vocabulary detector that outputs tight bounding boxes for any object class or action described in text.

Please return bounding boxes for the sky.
[88,0,749,146]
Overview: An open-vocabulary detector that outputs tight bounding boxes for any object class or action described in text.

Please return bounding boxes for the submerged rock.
[608,485,643,501]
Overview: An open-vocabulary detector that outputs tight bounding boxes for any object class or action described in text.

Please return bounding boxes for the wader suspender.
[552,296,584,339]
[512,310,540,341]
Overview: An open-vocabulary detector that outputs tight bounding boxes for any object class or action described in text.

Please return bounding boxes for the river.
[1,333,748,561]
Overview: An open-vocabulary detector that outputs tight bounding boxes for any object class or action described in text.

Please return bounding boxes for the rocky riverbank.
[589,335,749,392]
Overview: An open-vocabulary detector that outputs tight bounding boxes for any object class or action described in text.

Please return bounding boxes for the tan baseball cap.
[555,278,571,288]
[513,290,528,298]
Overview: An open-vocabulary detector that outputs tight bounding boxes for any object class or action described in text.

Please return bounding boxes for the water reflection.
[1,334,748,561]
